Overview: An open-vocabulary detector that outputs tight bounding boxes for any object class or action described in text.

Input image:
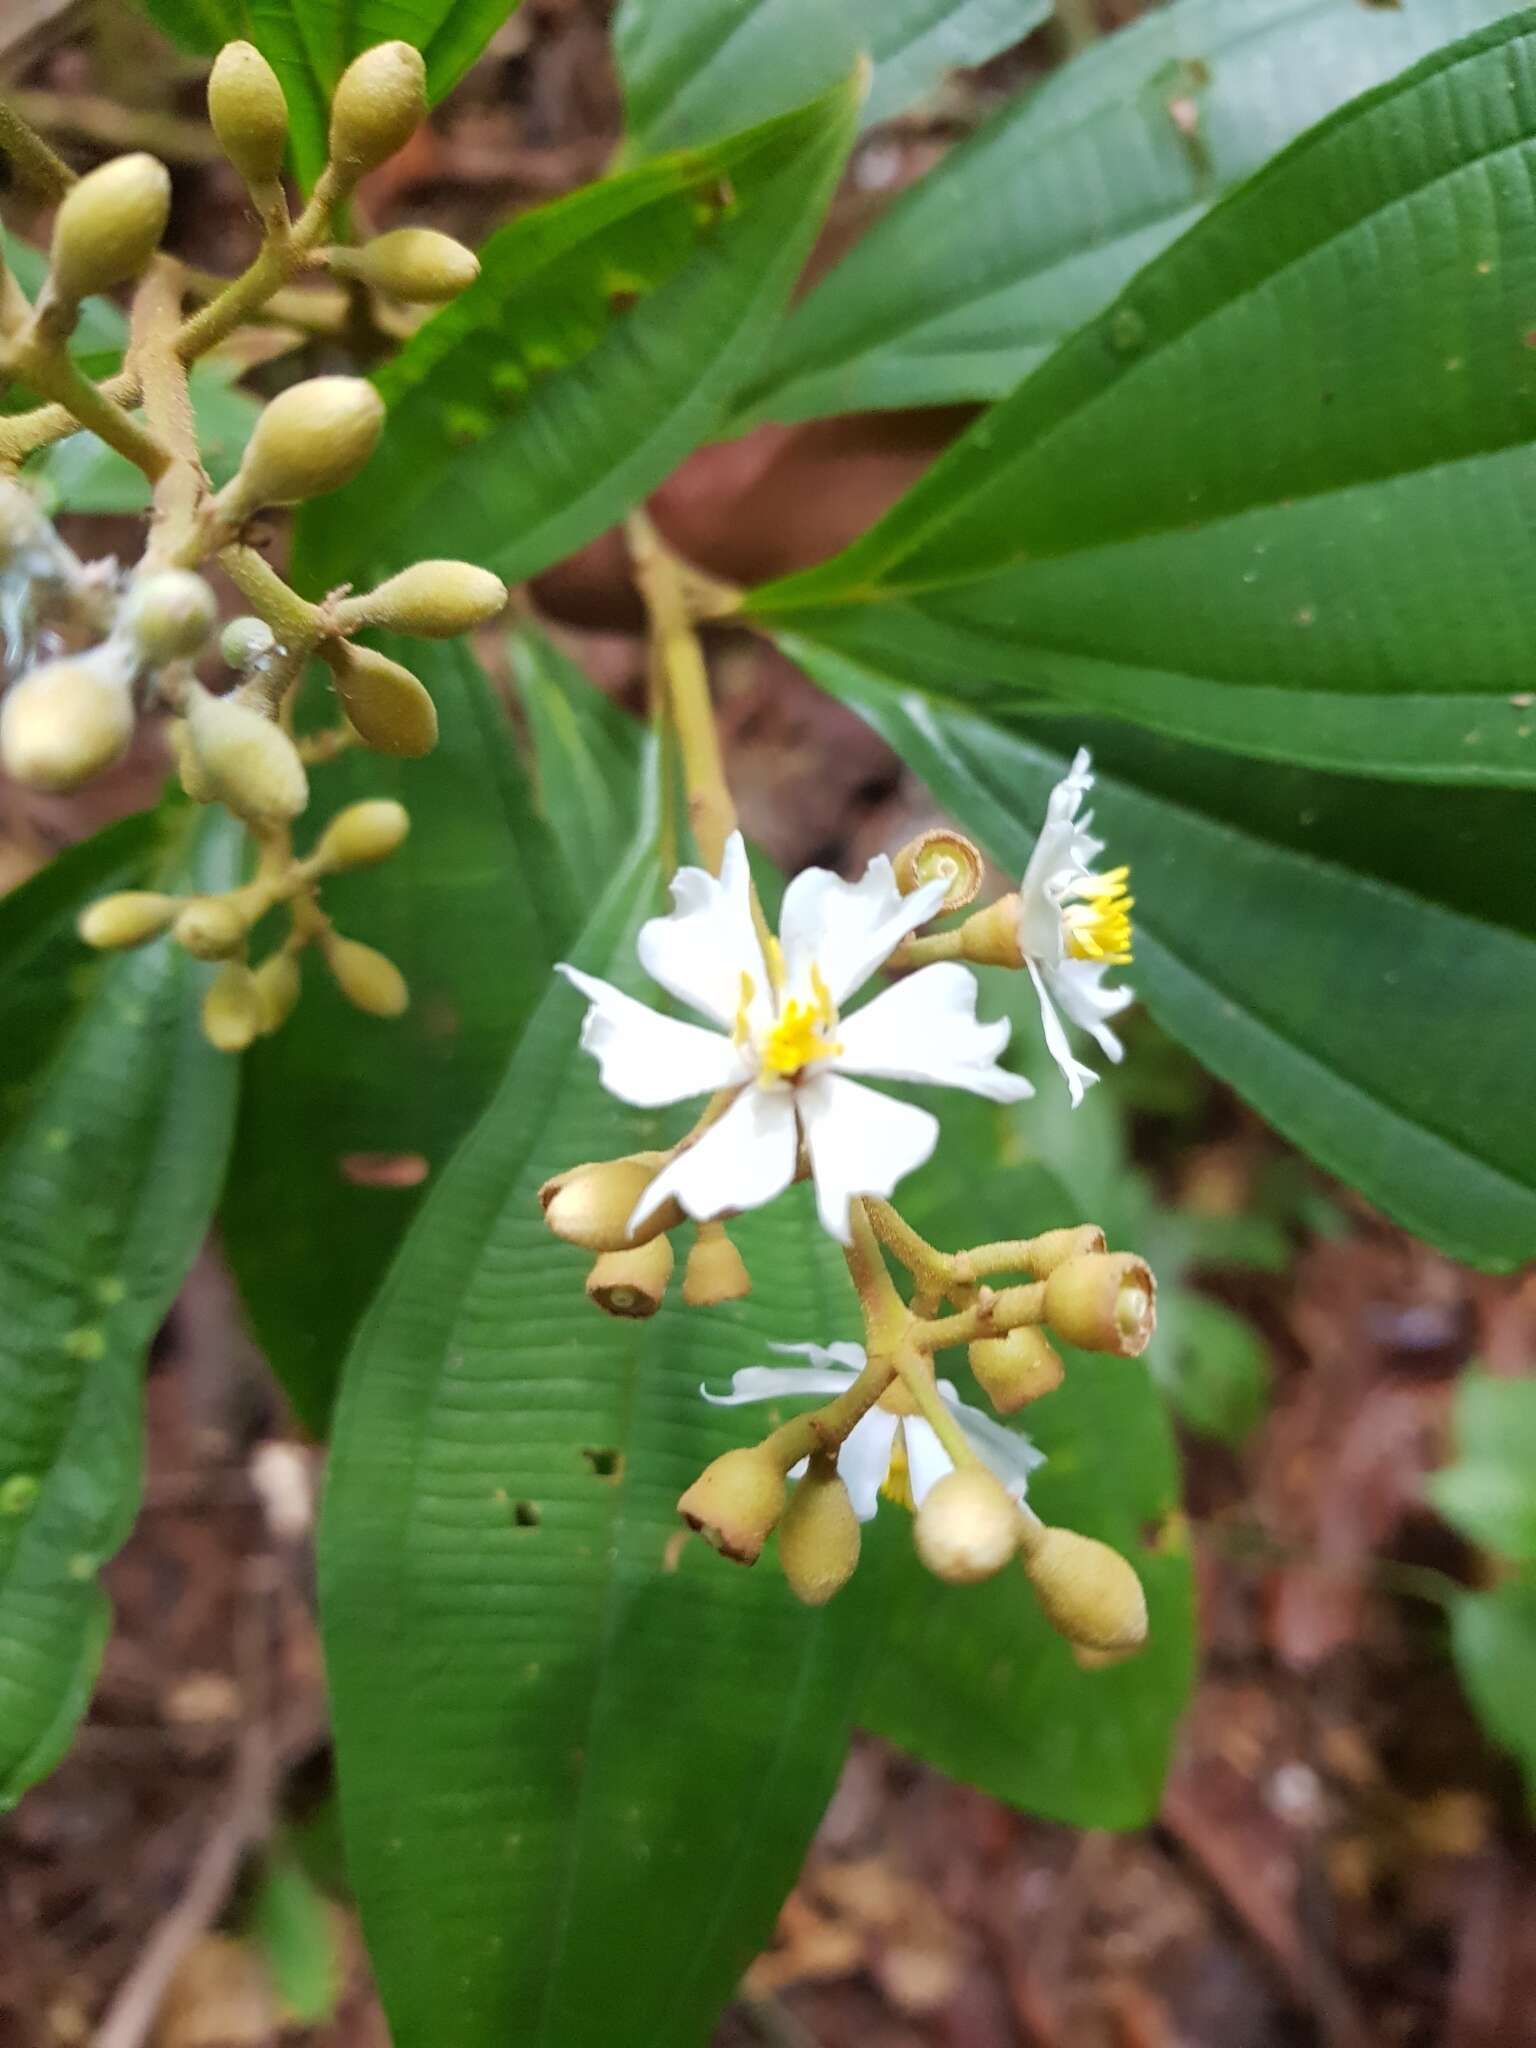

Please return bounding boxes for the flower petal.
[796,1072,938,1242]
[1026,960,1100,1108]
[700,1362,857,1405]
[1049,956,1134,1063]
[838,1408,900,1522]
[902,1419,955,1508]
[557,965,745,1107]
[629,1081,798,1230]
[636,831,769,1031]
[946,1396,1046,1500]
[834,963,1034,1104]
[771,1339,869,1374]
[779,855,948,1006]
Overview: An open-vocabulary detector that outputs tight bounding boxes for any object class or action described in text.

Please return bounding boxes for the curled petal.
[949,1399,1046,1499]
[557,965,745,1107]
[629,1082,798,1231]
[836,1408,901,1522]
[834,963,1033,1104]
[1027,960,1101,1108]
[1049,956,1134,1064]
[902,1419,957,1508]
[778,856,948,1006]
[771,1339,869,1375]
[700,1362,858,1406]
[636,831,769,1032]
[796,1072,939,1242]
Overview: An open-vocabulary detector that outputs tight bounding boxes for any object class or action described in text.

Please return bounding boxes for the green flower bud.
[311,798,410,873]
[202,960,262,1053]
[229,376,384,511]
[174,895,249,960]
[330,227,479,303]
[78,891,179,950]
[184,683,308,824]
[0,646,134,791]
[207,40,289,189]
[1043,1252,1156,1358]
[328,41,427,176]
[1019,1523,1148,1655]
[585,1236,674,1319]
[342,560,507,639]
[219,615,276,671]
[776,1457,859,1606]
[325,642,437,757]
[120,569,217,666]
[322,931,408,1016]
[538,1154,680,1251]
[49,153,171,302]
[252,950,302,1034]
[913,1467,1021,1586]
[682,1222,751,1307]
[968,1328,1063,1415]
[677,1447,786,1565]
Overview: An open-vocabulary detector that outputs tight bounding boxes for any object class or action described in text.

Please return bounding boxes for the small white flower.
[559,831,1030,1241]
[703,1342,1045,1521]
[1016,748,1135,1106]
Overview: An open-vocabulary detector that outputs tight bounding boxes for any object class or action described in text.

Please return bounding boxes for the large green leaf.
[780,646,1536,1270]
[1428,1371,1536,1565]
[740,0,1513,423]
[615,0,1048,154]
[220,639,573,1436]
[298,76,861,593]
[136,0,518,186]
[511,623,644,901]
[320,810,889,2048]
[0,806,241,1804]
[749,13,1536,786]
[1450,1579,1536,1808]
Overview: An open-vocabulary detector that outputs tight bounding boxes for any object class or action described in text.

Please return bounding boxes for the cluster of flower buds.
[0,38,508,1052]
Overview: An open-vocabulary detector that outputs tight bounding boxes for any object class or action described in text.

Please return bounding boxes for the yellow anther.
[810,961,836,1028]
[1064,864,1133,966]
[733,970,756,1047]
[760,997,842,1078]
[879,1426,914,1512]
[765,934,787,992]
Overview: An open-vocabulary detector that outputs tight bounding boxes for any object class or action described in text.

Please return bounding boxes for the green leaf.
[1450,1577,1536,1808]
[297,76,861,593]
[320,809,890,2048]
[741,0,1514,423]
[511,623,644,900]
[250,1849,344,2025]
[750,12,1536,786]
[781,648,1536,1270]
[136,0,520,186]
[220,639,574,1436]
[1428,1370,1536,1563]
[1152,1289,1269,1444]
[0,806,241,1804]
[615,0,1048,154]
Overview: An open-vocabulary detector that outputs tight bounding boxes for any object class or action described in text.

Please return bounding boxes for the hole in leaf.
[512,1500,541,1528]
[581,1446,624,1483]
[339,1152,429,1189]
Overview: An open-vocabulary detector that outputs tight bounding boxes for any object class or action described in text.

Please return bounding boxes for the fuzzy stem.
[890,1344,975,1468]
[0,97,76,198]
[912,1280,1048,1354]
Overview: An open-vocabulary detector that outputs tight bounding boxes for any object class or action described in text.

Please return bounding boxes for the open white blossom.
[703,1342,1044,1520]
[1016,748,1134,1107]
[559,832,1030,1242]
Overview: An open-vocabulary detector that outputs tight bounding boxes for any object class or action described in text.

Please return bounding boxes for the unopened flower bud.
[330,227,479,303]
[78,891,179,949]
[327,41,427,176]
[227,376,384,512]
[913,1466,1021,1586]
[252,949,303,1033]
[312,798,410,872]
[342,560,506,639]
[1019,1523,1148,1654]
[168,716,213,802]
[958,893,1026,970]
[677,1446,786,1565]
[1025,1224,1106,1277]
[0,646,134,790]
[174,894,249,960]
[207,41,289,189]
[324,642,437,757]
[120,569,217,666]
[1072,1641,1139,1672]
[968,1328,1063,1415]
[220,615,276,671]
[586,1237,674,1319]
[322,932,408,1016]
[538,1154,681,1251]
[49,153,171,302]
[1044,1252,1156,1357]
[893,828,983,914]
[184,683,308,824]
[776,1456,859,1606]
[202,960,261,1053]
[682,1223,751,1307]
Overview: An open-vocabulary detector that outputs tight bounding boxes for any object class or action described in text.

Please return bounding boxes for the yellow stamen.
[764,934,787,992]
[880,1424,913,1511]
[1064,864,1133,966]
[732,970,755,1047]
[760,996,842,1077]
[810,961,836,1028]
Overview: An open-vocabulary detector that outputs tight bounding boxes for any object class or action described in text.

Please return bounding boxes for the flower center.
[1063,865,1133,965]
[737,961,843,1080]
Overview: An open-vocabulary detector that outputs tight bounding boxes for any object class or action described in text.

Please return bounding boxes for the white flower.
[559,832,1030,1242]
[1016,748,1135,1106]
[703,1342,1045,1521]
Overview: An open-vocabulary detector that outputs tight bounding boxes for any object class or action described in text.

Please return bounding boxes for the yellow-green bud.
[682,1223,751,1307]
[1025,1224,1107,1278]
[328,41,427,176]
[184,684,308,825]
[325,643,437,758]
[913,1467,1021,1586]
[343,560,507,639]
[120,569,217,666]
[207,41,289,189]
[49,153,171,302]
[78,891,179,950]
[968,1328,1063,1415]
[220,615,275,671]
[174,895,249,961]
[585,1237,674,1319]
[892,828,983,915]
[538,1154,680,1251]
[202,960,261,1053]
[1043,1252,1156,1357]
[1019,1523,1148,1654]
[776,1457,859,1606]
[0,648,134,791]
[168,717,214,803]
[322,932,408,1017]
[330,227,479,302]
[229,376,384,510]
[677,1447,786,1565]
[312,798,410,873]
[252,950,302,1034]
